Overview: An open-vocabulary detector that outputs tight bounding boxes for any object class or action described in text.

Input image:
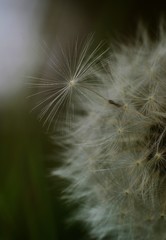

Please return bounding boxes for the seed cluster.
[33,29,166,239]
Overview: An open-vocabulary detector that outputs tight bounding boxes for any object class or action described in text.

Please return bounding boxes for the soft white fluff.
[35,27,166,239]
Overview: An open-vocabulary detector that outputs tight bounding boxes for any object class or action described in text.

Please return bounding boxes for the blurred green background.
[1,0,166,239]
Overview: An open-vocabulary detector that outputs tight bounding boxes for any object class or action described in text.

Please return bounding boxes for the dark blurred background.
[1,0,166,239]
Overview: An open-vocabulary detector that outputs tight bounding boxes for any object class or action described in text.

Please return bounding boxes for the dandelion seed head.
[32,23,166,240]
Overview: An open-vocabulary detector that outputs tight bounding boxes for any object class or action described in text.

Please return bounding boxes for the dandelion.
[32,24,166,240]
[27,35,107,130]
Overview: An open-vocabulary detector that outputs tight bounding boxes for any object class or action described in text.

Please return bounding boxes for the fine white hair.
[33,24,166,240]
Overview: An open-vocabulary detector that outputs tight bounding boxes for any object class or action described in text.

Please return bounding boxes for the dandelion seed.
[28,34,108,130]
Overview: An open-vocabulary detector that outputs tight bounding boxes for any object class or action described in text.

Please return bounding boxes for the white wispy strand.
[27,35,107,130]
[34,25,166,239]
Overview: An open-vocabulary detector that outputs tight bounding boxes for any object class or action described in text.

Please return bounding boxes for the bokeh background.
[1,0,166,239]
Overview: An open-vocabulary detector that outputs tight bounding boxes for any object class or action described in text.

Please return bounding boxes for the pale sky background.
[0,0,46,98]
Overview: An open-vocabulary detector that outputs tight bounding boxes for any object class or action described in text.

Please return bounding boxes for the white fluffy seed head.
[33,25,166,239]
